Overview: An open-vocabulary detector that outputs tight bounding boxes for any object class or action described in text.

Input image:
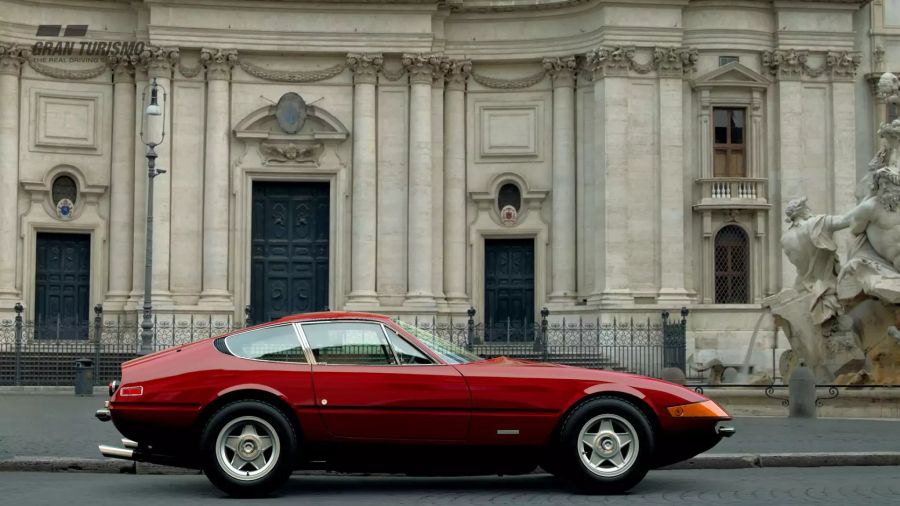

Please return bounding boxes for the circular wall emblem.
[56,198,74,220]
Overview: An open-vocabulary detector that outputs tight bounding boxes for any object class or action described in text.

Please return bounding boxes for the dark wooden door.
[34,232,91,340]
[484,239,534,342]
[251,182,330,323]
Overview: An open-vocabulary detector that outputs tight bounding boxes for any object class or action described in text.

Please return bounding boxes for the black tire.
[552,397,654,494]
[200,400,298,497]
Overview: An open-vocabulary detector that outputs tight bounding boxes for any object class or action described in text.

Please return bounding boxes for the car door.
[302,320,471,442]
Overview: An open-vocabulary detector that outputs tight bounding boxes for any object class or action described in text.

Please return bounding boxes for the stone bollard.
[788,365,816,418]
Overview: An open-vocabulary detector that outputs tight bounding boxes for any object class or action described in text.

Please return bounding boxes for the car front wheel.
[200,400,298,497]
[554,397,654,494]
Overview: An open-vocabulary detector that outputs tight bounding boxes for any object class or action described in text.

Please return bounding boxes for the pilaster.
[403,53,440,309]
[346,53,382,308]
[443,59,471,311]
[0,44,28,306]
[200,48,238,306]
[105,55,137,310]
[544,56,578,303]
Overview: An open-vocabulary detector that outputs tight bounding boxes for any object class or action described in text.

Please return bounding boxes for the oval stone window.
[52,175,77,206]
[497,183,521,212]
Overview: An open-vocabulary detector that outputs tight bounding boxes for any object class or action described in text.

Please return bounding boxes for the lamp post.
[139,78,167,354]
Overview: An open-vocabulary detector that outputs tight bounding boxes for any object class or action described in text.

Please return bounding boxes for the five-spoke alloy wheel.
[201,400,297,497]
[553,397,654,494]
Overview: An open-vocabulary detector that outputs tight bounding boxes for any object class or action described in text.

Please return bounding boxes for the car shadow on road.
[126,472,704,499]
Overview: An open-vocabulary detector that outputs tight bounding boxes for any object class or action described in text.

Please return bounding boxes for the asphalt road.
[2,467,899,506]
[3,393,900,460]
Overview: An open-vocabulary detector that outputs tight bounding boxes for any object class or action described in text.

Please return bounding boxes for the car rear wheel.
[200,400,297,497]
[553,397,654,494]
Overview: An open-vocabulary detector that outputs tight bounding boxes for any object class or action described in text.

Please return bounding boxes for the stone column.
[544,56,578,303]
[431,58,448,308]
[443,59,471,310]
[105,55,136,310]
[199,48,237,305]
[586,49,631,304]
[656,48,694,304]
[0,44,26,306]
[139,47,177,303]
[346,53,382,307]
[403,54,438,309]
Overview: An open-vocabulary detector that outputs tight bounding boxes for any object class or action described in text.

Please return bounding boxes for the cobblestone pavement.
[2,467,899,506]
[2,392,900,459]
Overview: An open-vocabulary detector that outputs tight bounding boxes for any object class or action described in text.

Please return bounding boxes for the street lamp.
[138,77,167,354]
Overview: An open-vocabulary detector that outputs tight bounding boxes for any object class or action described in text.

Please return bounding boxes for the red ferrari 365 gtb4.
[95,312,733,497]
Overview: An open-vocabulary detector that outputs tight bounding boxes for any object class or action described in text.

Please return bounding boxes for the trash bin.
[74,357,94,396]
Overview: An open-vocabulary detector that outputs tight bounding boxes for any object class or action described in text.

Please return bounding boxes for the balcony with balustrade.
[693,177,770,211]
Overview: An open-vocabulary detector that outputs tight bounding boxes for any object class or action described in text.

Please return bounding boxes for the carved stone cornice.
[542,56,576,88]
[0,43,30,76]
[346,53,383,85]
[762,49,860,81]
[826,50,862,82]
[585,46,698,80]
[585,46,635,78]
[138,46,179,79]
[654,46,698,78]
[445,58,471,91]
[201,48,238,81]
[402,53,442,85]
[108,54,136,84]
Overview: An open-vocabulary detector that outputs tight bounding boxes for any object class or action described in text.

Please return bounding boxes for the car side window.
[302,322,396,365]
[224,325,307,363]
[382,326,433,365]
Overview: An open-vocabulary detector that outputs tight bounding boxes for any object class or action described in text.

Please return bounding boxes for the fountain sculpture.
[766,72,900,385]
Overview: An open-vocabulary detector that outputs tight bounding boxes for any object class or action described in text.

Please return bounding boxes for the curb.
[3,452,900,475]
[663,451,900,470]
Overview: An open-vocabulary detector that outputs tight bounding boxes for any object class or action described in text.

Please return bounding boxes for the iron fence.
[393,307,688,378]
[0,304,246,386]
[0,303,687,386]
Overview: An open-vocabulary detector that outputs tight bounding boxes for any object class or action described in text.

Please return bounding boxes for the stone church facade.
[0,0,893,372]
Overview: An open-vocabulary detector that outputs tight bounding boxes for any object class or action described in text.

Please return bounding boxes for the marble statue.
[767,71,900,385]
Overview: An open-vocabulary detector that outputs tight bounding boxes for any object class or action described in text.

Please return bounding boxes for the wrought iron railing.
[0,304,687,386]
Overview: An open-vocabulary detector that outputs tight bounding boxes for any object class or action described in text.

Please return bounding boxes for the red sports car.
[95,312,733,497]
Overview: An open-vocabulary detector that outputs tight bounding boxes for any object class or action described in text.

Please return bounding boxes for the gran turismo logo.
[32,24,144,59]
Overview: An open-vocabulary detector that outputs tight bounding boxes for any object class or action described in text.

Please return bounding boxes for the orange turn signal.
[667,400,729,418]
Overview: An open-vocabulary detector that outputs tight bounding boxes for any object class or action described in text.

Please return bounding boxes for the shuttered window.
[713,108,747,177]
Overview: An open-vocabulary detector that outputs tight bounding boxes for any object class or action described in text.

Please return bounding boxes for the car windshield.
[393,320,483,364]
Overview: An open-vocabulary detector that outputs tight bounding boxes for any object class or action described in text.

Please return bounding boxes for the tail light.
[118,386,144,397]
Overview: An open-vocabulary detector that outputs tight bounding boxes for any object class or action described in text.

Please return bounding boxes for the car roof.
[269,311,395,324]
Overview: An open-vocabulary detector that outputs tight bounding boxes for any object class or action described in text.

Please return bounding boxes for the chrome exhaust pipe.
[716,425,736,438]
[122,438,138,449]
[99,445,134,460]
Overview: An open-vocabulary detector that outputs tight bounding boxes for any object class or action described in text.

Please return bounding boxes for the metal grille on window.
[52,175,77,206]
[497,183,521,212]
[714,225,749,304]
